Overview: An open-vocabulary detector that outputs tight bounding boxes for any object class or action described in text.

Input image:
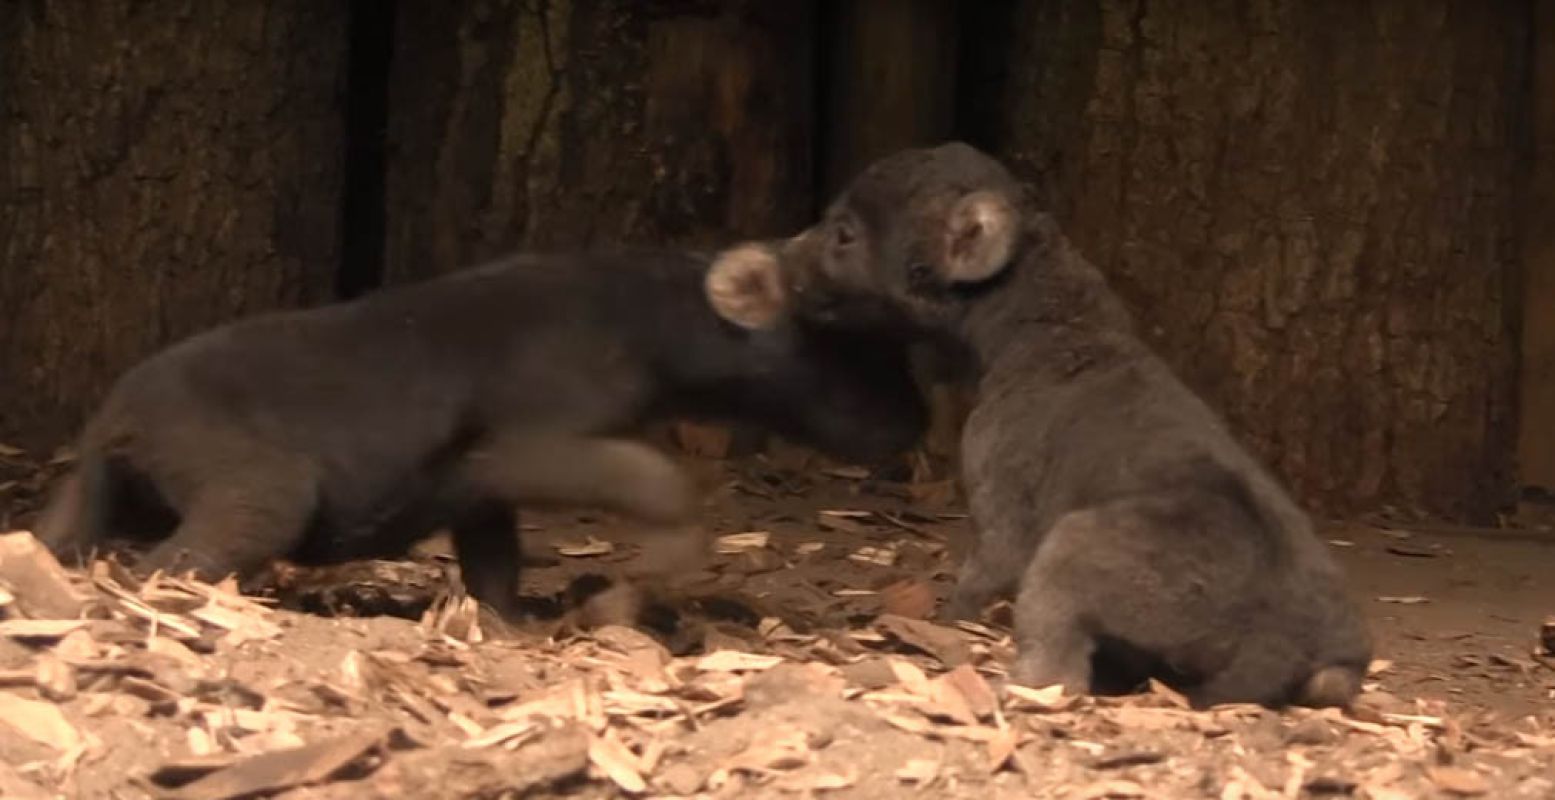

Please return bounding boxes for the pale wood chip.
[33,653,76,701]
[848,545,897,567]
[695,650,784,672]
[0,531,86,619]
[887,658,932,695]
[714,531,771,553]
[0,619,88,640]
[895,758,940,784]
[818,509,873,518]
[162,729,386,800]
[188,608,281,648]
[708,728,814,788]
[555,536,615,557]
[777,770,854,792]
[1426,766,1491,796]
[94,578,203,639]
[603,689,682,716]
[588,729,646,794]
[1076,779,1148,799]
[0,690,82,751]
[462,719,539,749]
[54,629,99,661]
[1005,682,1077,711]
[985,725,1020,772]
[1146,678,1192,709]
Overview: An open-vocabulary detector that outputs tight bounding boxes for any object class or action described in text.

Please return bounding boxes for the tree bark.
[819,0,967,474]
[819,0,959,197]
[0,0,346,447]
[1519,0,1555,496]
[384,0,817,282]
[967,0,1531,521]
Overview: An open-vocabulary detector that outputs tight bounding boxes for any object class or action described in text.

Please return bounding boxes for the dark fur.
[36,248,927,618]
[755,142,1372,709]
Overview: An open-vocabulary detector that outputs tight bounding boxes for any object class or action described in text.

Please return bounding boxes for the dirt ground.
[1,446,1552,799]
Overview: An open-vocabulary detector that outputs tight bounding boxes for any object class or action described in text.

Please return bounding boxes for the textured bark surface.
[1520,0,1555,493]
[819,0,965,471]
[968,0,1530,521]
[819,0,959,197]
[384,0,817,282]
[0,1,346,446]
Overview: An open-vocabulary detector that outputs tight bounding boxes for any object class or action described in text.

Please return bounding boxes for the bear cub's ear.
[706,244,789,330]
[940,190,1019,285]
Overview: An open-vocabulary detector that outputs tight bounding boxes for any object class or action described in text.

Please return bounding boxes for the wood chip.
[879,579,937,619]
[1075,779,1147,799]
[895,758,939,784]
[848,545,897,567]
[887,658,933,696]
[33,653,76,701]
[709,728,813,786]
[588,730,646,794]
[148,754,243,788]
[1005,683,1076,711]
[714,531,770,554]
[1426,766,1491,796]
[188,602,282,643]
[1145,678,1191,709]
[1090,750,1166,770]
[0,759,57,799]
[0,689,82,751]
[696,650,784,672]
[941,664,997,719]
[555,537,615,557]
[1385,543,1440,558]
[0,531,86,619]
[986,726,1019,772]
[778,770,854,792]
[163,729,386,800]
[0,618,88,640]
[1375,595,1429,605]
[462,719,539,749]
[93,578,204,639]
[875,614,971,666]
[819,512,872,536]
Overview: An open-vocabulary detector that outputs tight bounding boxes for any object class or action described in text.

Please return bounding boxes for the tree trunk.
[819,0,959,197]
[384,0,817,282]
[0,0,346,447]
[818,0,966,475]
[967,0,1530,521]
[1520,0,1555,497]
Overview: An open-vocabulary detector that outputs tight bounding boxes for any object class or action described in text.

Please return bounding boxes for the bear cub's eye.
[833,220,857,247]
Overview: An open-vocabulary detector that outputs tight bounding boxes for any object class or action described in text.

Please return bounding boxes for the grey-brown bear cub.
[36,247,926,621]
[709,143,1372,709]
